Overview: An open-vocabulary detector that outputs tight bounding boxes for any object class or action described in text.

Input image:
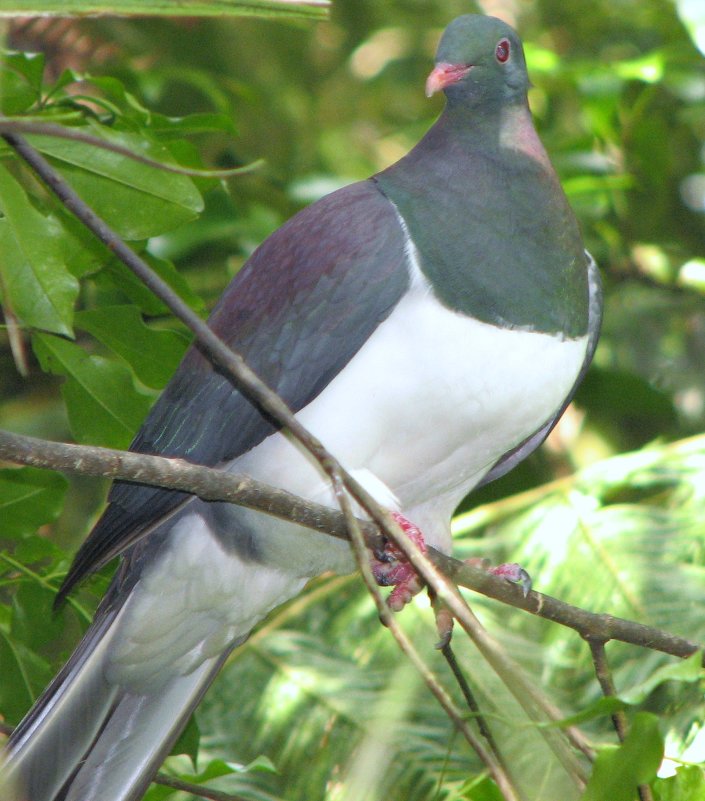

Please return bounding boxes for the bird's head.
[426,15,529,107]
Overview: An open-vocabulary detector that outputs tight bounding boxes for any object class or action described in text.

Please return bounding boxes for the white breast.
[235,270,588,549]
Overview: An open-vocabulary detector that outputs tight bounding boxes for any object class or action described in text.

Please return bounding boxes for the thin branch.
[441,587,590,787]
[587,639,627,740]
[441,642,522,798]
[154,773,247,801]
[0,428,382,550]
[586,639,654,801]
[0,119,264,179]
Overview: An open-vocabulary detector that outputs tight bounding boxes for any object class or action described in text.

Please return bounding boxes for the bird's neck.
[373,95,590,337]
[439,97,553,172]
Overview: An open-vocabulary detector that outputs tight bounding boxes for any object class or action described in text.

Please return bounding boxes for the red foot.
[371,512,427,611]
[465,557,532,597]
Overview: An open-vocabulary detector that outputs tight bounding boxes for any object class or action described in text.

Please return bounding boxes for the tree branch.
[0,428,382,550]
[2,425,701,665]
[586,639,655,801]
[154,773,248,801]
[0,118,263,179]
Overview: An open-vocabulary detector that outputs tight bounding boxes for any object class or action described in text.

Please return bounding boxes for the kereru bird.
[2,14,601,801]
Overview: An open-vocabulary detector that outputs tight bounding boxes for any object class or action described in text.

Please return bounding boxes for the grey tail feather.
[2,604,241,801]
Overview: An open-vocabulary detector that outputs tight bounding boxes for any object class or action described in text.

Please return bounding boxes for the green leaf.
[28,130,204,240]
[555,696,628,728]
[170,714,200,768]
[11,583,67,652]
[0,51,45,114]
[0,164,79,335]
[0,467,68,539]
[148,112,237,138]
[75,305,189,389]
[98,250,205,316]
[581,713,664,801]
[654,765,705,801]
[461,775,503,801]
[0,630,52,724]
[182,755,277,784]
[32,332,154,448]
[621,652,704,705]
[0,1,330,18]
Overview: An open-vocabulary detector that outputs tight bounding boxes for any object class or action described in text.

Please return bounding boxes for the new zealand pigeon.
[2,14,601,801]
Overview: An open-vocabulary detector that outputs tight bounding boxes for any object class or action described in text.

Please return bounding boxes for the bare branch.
[0,428,382,550]
[586,639,654,801]
[0,118,263,179]
[1,425,702,665]
[587,639,627,740]
[154,773,247,801]
[440,642,521,795]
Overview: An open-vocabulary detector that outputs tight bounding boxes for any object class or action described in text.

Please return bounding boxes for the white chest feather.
[236,275,588,538]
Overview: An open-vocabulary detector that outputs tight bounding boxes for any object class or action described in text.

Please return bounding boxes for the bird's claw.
[466,557,532,597]
[370,512,427,611]
[488,562,532,596]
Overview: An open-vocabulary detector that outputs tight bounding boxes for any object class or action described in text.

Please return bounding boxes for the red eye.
[495,38,510,63]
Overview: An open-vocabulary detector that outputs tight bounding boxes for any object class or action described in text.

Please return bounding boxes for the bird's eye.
[495,38,510,63]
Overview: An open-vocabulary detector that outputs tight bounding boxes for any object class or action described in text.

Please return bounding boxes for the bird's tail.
[1,603,236,801]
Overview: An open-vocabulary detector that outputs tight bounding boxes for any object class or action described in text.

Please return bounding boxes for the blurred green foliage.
[1,1,705,799]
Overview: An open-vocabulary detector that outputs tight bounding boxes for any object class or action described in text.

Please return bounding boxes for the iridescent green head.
[426,15,529,106]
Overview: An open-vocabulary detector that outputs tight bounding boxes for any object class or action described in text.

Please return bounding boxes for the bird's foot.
[371,512,427,611]
[465,557,532,597]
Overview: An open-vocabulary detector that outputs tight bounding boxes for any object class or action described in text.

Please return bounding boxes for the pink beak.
[425,62,472,98]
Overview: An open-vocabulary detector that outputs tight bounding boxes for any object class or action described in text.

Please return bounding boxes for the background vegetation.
[1,0,705,799]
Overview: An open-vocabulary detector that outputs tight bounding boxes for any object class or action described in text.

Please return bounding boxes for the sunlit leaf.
[75,305,189,388]
[32,332,153,447]
[0,164,79,336]
[581,713,663,801]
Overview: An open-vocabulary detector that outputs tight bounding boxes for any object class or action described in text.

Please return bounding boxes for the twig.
[444,591,590,787]
[587,639,654,801]
[440,642,523,798]
[0,428,382,551]
[587,639,627,740]
[0,118,263,179]
[433,550,703,661]
[133,772,243,801]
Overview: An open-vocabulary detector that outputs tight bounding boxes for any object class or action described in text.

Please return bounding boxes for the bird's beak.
[425,62,472,98]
